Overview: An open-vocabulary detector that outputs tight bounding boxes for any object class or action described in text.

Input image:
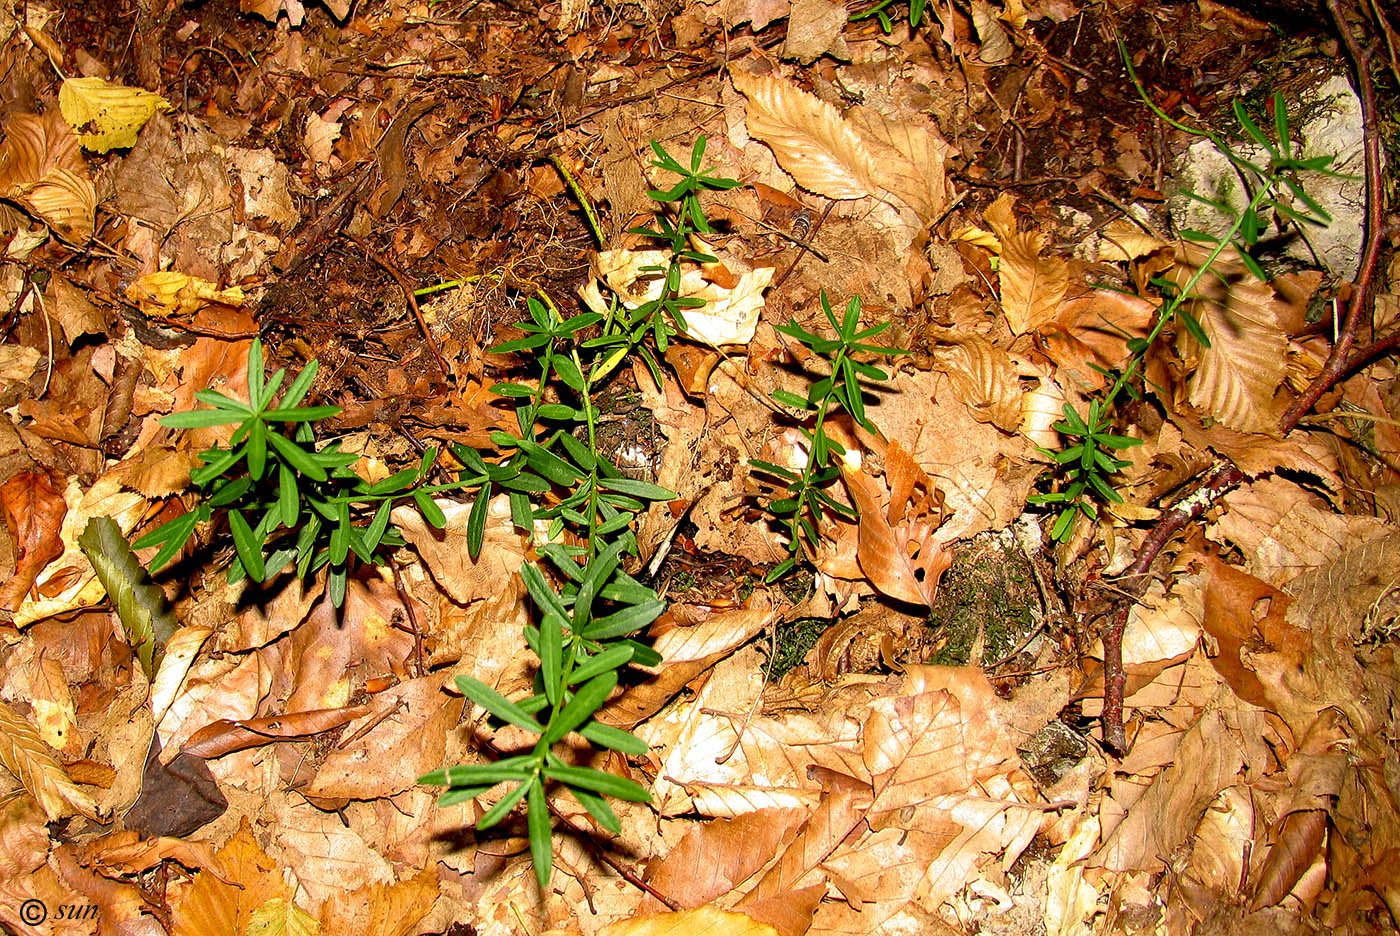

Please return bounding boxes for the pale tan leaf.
[730,68,879,200]
[1208,475,1390,587]
[651,604,775,665]
[845,106,951,224]
[180,705,370,760]
[1175,249,1290,435]
[971,0,1014,64]
[998,230,1068,335]
[862,689,973,811]
[0,111,96,243]
[299,679,462,801]
[0,699,98,821]
[598,907,777,936]
[318,868,437,936]
[742,771,872,903]
[924,328,1023,431]
[686,783,821,816]
[643,808,809,910]
[1097,217,1169,262]
[125,271,246,320]
[1185,786,1253,897]
[1043,810,1101,936]
[1090,709,1244,872]
[392,495,526,604]
[58,77,172,153]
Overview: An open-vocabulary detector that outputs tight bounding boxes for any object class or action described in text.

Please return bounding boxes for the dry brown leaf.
[0,471,67,611]
[1175,249,1290,435]
[1198,553,1303,711]
[924,328,1023,431]
[318,867,438,936]
[730,68,878,200]
[997,231,1069,336]
[171,817,292,936]
[1090,707,1245,872]
[598,907,778,936]
[1208,476,1391,586]
[971,0,1014,63]
[298,679,462,801]
[642,807,809,910]
[840,457,951,608]
[0,699,98,821]
[180,706,371,760]
[392,494,526,604]
[78,829,221,876]
[1037,289,1155,393]
[0,111,96,244]
[742,770,872,904]
[844,106,952,225]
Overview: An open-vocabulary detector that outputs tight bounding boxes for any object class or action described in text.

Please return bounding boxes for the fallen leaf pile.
[0,0,1397,934]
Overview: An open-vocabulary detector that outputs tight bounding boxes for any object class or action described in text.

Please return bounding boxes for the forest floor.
[1,0,1399,934]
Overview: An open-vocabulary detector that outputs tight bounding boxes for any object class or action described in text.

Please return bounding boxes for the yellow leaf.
[125,271,246,319]
[247,898,320,936]
[58,77,172,153]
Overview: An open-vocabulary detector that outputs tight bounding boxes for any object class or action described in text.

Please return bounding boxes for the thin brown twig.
[346,232,452,382]
[1096,0,1388,754]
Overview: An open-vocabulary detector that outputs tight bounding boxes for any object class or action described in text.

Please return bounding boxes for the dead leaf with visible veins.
[1174,247,1291,435]
[57,77,171,153]
[319,867,438,936]
[125,271,246,320]
[0,699,98,821]
[0,110,96,244]
[171,817,298,936]
[0,471,67,611]
[840,455,951,608]
[924,328,1023,431]
[641,807,809,911]
[730,68,878,200]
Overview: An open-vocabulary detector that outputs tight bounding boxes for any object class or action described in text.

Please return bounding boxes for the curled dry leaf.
[180,705,371,759]
[0,471,67,612]
[125,271,246,320]
[924,328,1023,432]
[0,699,99,821]
[997,230,1069,336]
[1174,247,1290,436]
[0,110,96,244]
[971,0,1014,64]
[840,457,951,608]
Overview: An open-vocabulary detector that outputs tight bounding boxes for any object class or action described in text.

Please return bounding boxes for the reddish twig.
[1097,0,1388,753]
[346,232,452,382]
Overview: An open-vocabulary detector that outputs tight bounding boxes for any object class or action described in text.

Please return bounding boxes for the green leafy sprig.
[135,339,458,606]
[420,136,746,890]
[749,292,898,581]
[1029,48,1342,542]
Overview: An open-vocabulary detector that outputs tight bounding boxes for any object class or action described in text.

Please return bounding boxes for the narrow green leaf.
[584,599,665,640]
[246,339,265,410]
[161,409,248,429]
[413,490,446,528]
[579,721,648,756]
[542,671,617,745]
[542,763,651,802]
[477,777,535,830]
[266,432,328,482]
[597,477,676,501]
[228,509,266,583]
[456,675,546,733]
[541,610,564,705]
[569,786,622,834]
[467,485,489,560]
[527,778,553,889]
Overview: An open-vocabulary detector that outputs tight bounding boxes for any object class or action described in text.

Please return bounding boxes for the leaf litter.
[0,0,1397,934]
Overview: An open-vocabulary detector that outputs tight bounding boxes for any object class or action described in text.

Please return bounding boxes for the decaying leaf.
[1175,247,1291,435]
[0,471,67,612]
[924,328,1023,431]
[730,68,879,201]
[0,110,96,243]
[58,77,172,153]
[841,454,951,608]
[125,271,247,320]
[0,699,98,821]
[971,0,1014,64]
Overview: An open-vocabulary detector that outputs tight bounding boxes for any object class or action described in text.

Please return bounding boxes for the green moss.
[771,616,830,678]
[926,538,1039,667]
